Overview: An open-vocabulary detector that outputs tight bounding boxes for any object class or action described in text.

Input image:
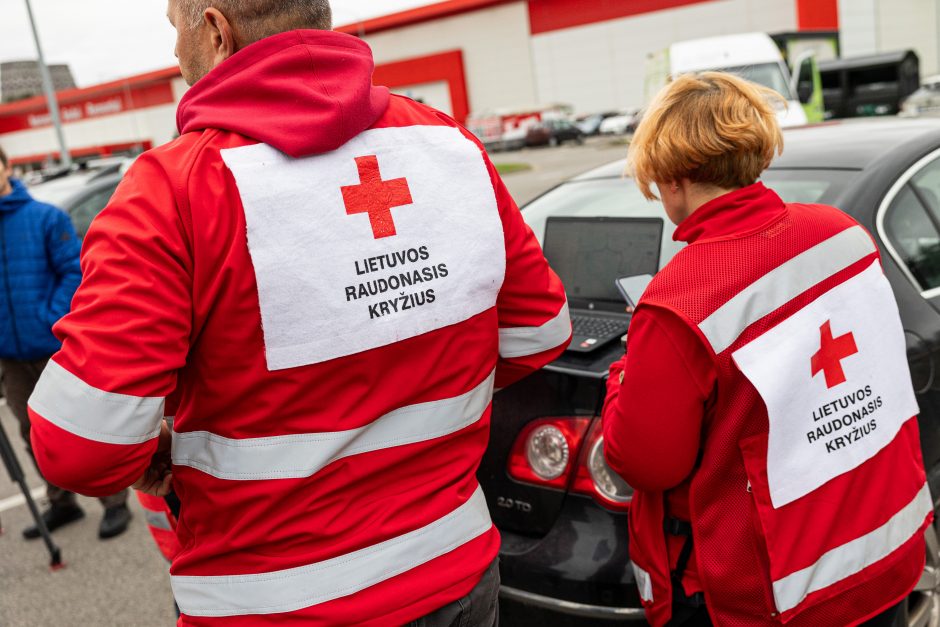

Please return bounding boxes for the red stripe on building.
[527,0,717,35]
[373,50,470,124]
[0,66,179,134]
[10,140,154,167]
[336,0,518,36]
[796,0,839,30]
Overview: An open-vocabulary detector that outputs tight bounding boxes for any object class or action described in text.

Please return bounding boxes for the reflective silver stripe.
[632,563,653,603]
[172,371,495,480]
[772,482,932,613]
[28,360,164,445]
[172,485,493,617]
[499,300,571,359]
[143,509,173,532]
[699,226,876,354]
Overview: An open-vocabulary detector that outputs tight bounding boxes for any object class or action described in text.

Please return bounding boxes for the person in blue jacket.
[0,146,130,540]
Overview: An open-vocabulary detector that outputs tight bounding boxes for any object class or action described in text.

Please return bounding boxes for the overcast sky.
[0,1,429,86]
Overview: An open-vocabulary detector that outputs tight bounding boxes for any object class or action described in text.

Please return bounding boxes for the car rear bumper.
[496,494,644,623]
[500,585,647,621]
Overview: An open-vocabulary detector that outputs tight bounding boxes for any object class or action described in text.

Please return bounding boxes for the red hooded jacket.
[29,30,569,625]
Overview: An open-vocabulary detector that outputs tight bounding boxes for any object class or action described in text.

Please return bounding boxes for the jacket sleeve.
[484,157,570,388]
[42,205,82,326]
[602,307,716,492]
[28,153,193,497]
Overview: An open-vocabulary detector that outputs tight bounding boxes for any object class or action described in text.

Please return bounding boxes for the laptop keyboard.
[571,315,629,338]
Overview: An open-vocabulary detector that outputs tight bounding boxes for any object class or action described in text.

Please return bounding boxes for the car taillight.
[572,420,634,512]
[507,417,591,489]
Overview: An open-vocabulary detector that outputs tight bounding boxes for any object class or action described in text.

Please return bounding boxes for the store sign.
[27,97,123,128]
[0,83,173,135]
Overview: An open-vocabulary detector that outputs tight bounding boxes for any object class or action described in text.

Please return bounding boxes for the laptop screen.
[542,217,663,309]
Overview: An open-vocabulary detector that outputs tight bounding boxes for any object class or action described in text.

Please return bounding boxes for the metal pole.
[23,0,71,169]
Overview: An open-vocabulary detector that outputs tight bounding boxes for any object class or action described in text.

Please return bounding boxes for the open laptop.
[543,216,663,353]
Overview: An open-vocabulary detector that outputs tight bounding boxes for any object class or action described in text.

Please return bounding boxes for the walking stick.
[0,416,63,569]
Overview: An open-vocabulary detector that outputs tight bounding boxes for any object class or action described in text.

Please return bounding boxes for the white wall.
[839,0,940,78]
[392,80,454,116]
[363,1,538,113]
[838,0,878,58]
[1,103,178,161]
[171,76,189,104]
[876,0,939,77]
[531,0,798,114]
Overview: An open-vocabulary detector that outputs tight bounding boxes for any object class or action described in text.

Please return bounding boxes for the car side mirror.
[798,82,814,105]
[790,52,818,105]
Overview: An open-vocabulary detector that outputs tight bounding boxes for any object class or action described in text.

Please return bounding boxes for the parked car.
[577,112,621,136]
[901,75,940,118]
[481,117,940,626]
[599,109,640,136]
[28,163,127,237]
[499,126,530,152]
[526,119,586,147]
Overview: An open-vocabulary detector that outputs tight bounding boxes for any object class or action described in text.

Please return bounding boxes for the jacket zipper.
[0,214,24,356]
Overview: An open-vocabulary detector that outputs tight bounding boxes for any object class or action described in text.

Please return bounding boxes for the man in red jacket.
[28,1,570,624]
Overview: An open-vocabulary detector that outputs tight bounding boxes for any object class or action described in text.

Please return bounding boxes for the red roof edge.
[335,0,519,36]
[0,65,181,117]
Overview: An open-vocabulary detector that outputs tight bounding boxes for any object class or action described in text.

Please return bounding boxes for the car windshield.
[715,62,793,100]
[521,168,861,268]
[521,176,685,268]
[523,177,661,229]
[761,169,860,205]
[28,172,99,207]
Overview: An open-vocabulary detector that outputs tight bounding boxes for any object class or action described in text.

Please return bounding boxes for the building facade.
[0,60,75,104]
[338,0,842,120]
[0,67,185,168]
[838,0,940,78]
[1,0,938,167]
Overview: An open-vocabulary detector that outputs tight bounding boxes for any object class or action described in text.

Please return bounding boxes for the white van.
[648,32,823,127]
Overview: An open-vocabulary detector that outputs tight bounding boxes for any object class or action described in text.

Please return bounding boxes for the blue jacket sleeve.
[43,206,82,325]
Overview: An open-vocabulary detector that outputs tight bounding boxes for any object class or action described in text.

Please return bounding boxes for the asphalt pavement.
[494,135,629,205]
[0,134,633,627]
[1,398,175,626]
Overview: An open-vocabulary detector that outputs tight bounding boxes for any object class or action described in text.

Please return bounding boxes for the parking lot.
[0,403,177,627]
[0,137,631,627]
[493,136,630,205]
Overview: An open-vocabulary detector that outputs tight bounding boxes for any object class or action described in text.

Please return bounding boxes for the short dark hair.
[182,0,332,44]
[0,146,7,169]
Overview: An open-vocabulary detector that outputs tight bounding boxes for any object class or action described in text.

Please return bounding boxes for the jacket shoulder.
[137,132,212,173]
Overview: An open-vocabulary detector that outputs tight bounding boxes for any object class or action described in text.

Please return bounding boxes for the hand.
[133,420,173,496]
[626,306,635,314]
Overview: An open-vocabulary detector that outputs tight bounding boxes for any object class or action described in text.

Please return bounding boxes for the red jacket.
[604,184,928,625]
[136,490,181,563]
[28,30,569,625]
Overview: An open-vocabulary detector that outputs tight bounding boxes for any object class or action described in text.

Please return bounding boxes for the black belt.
[664,517,706,608]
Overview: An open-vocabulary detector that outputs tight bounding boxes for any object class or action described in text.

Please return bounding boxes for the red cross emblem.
[811,320,858,389]
[341,155,413,239]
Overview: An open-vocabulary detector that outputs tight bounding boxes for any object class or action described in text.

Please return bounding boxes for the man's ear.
[204,7,237,64]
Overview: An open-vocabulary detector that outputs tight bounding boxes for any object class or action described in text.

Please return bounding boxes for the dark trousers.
[407,559,499,627]
[669,601,902,626]
[1,357,126,509]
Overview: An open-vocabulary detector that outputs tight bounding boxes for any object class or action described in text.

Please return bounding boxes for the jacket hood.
[0,180,34,213]
[177,30,390,158]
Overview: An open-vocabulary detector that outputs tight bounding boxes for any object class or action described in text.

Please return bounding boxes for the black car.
[28,164,126,238]
[480,118,940,627]
[527,119,587,148]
